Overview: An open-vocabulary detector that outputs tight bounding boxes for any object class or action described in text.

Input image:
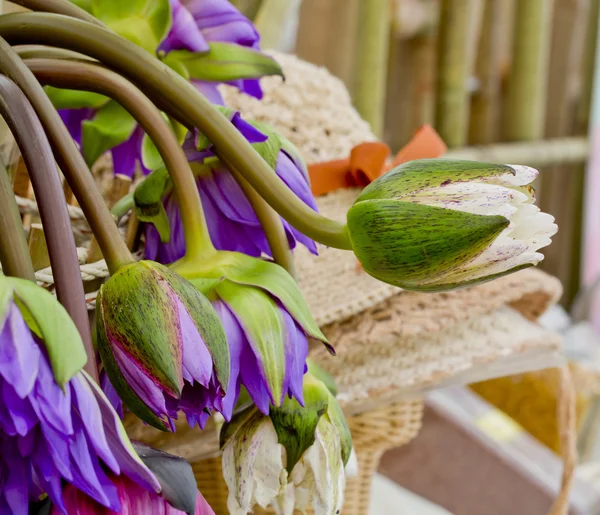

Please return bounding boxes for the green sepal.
[162,43,283,83]
[111,193,135,219]
[98,262,184,398]
[0,275,13,326]
[307,359,337,396]
[151,262,230,392]
[323,388,352,466]
[81,100,137,167]
[215,280,286,406]
[134,167,172,242]
[347,200,509,289]
[95,288,170,431]
[6,277,87,387]
[141,133,164,172]
[215,253,328,345]
[91,0,172,54]
[186,277,224,296]
[356,159,515,203]
[248,123,281,170]
[270,380,329,473]
[45,86,109,110]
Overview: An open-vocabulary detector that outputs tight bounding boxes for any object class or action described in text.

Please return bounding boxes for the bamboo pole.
[435,0,474,148]
[352,0,391,137]
[27,223,50,271]
[253,0,293,50]
[503,0,554,141]
[469,0,503,144]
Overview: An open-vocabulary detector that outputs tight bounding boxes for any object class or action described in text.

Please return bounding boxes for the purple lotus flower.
[160,0,263,103]
[57,0,265,178]
[144,113,318,263]
[95,261,230,432]
[0,300,160,514]
[174,252,330,418]
[56,474,214,514]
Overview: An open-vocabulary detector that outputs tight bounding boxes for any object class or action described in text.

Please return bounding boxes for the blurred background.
[232,0,599,314]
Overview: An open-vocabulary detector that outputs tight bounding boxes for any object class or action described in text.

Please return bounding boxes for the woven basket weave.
[192,401,424,515]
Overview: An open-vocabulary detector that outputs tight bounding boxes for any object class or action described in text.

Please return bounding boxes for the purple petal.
[84,374,161,495]
[38,421,73,481]
[68,417,119,510]
[59,108,94,146]
[175,296,213,387]
[160,0,210,53]
[192,80,226,105]
[2,381,36,436]
[112,345,169,418]
[205,169,259,225]
[230,112,267,143]
[281,309,308,404]
[238,341,272,415]
[0,303,41,398]
[71,373,120,474]
[212,300,243,420]
[101,370,124,419]
[111,127,145,179]
[2,441,28,514]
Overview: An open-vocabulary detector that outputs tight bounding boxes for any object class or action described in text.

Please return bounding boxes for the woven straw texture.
[192,400,424,515]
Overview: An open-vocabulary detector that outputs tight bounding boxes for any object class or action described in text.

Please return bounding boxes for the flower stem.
[10,0,103,26]
[0,158,34,281]
[0,74,97,380]
[25,57,216,263]
[0,36,135,275]
[0,12,353,251]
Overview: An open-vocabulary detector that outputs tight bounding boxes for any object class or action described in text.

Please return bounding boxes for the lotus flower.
[95,261,229,431]
[0,277,159,514]
[347,160,558,291]
[55,475,214,515]
[55,0,273,178]
[173,251,330,418]
[143,114,318,263]
[221,375,351,515]
[159,0,263,103]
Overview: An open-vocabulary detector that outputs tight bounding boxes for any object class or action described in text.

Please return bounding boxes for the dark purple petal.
[111,127,145,179]
[2,381,36,437]
[160,0,210,53]
[39,421,73,481]
[59,108,94,146]
[2,442,28,514]
[100,370,124,420]
[230,112,267,143]
[0,303,41,398]
[205,169,259,225]
[280,308,308,404]
[144,192,186,263]
[238,341,272,415]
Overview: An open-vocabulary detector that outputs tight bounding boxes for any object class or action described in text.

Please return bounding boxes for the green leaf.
[346,200,509,289]
[162,43,283,83]
[70,0,93,12]
[270,380,329,472]
[95,291,170,431]
[216,253,328,345]
[356,159,516,203]
[81,100,138,167]
[215,280,286,406]
[141,133,165,172]
[7,277,86,387]
[45,86,109,110]
[91,0,172,54]
[151,262,230,393]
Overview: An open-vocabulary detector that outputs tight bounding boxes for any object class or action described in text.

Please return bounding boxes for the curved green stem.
[25,57,216,263]
[0,36,134,274]
[0,13,353,251]
[0,158,34,281]
[10,0,103,26]
[0,74,97,380]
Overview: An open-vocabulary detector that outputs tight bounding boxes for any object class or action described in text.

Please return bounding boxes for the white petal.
[494,164,538,186]
[406,182,527,219]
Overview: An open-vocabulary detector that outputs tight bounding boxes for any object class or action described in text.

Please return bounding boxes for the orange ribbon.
[308,124,448,196]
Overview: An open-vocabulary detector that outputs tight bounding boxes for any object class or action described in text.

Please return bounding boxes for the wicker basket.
[192,401,424,515]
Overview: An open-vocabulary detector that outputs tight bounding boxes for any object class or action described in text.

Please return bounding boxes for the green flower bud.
[347,159,557,291]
